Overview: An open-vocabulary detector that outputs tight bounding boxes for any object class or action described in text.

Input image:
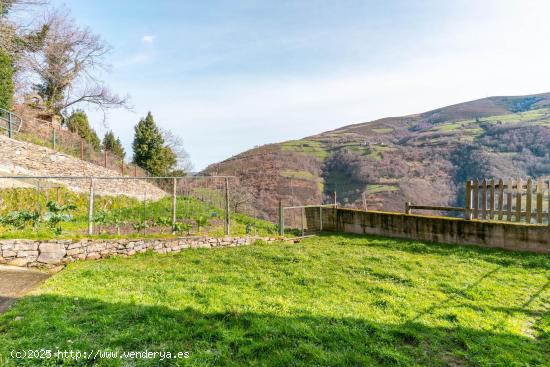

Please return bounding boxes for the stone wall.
[0,236,278,267]
[0,135,167,200]
[305,207,550,254]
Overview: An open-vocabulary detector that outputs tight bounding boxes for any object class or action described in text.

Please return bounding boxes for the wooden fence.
[465,178,550,224]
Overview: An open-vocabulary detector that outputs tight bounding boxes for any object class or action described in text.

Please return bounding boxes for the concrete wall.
[0,236,278,268]
[305,207,550,254]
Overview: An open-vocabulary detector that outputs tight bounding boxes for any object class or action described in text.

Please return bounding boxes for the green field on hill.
[0,234,548,366]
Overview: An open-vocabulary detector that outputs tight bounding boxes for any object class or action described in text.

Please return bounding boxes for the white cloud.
[142,35,154,44]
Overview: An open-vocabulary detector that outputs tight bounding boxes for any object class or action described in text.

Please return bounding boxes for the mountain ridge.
[204,92,550,221]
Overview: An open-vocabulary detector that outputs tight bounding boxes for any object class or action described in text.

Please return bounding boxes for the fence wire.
[0,175,280,238]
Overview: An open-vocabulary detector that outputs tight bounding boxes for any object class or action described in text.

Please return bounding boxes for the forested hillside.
[204,93,550,220]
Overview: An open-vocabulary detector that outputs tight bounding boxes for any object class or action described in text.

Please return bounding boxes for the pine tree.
[132,112,176,176]
[66,110,101,151]
[102,130,126,159]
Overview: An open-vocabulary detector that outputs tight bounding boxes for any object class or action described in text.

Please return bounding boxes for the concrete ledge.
[305,207,550,254]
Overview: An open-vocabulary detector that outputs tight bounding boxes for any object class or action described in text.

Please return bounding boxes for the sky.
[46,0,550,170]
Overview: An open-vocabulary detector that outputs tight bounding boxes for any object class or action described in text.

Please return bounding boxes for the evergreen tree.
[66,110,101,151]
[0,50,13,110]
[102,130,126,159]
[132,112,176,176]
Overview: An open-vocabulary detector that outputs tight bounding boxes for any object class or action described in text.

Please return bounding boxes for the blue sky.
[50,0,550,170]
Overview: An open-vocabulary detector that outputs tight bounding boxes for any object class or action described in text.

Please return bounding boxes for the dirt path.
[0,265,51,314]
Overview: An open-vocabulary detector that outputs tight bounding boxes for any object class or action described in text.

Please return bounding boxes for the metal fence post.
[88,179,94,235]
[7,111,12,138]
[52,127,56,150]
[172,177,177,229]
[301,207,305,237]
[36,179,41,213]
[143,189,147,234]
[278,200,284,236]
[405,202,412,215]
[224,177,230,235]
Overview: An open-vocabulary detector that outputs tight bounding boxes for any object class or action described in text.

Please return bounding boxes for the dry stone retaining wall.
[0,135,167,200]
[0,236,278,268]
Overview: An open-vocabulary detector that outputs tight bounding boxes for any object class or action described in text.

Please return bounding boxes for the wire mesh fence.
[0,175,279,238]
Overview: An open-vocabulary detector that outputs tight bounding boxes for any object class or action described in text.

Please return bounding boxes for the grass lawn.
[0,234,548,366]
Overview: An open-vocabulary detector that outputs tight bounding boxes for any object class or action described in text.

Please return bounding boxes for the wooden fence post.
[465,180,472,220]
[405,202,412,215]
[481,178,487,219]
[515,178,522,223]
[473,179,479,219]
[507,178,513,221]
[536,179,543,224]
[526,178,532,224]
[497,179,504,220]
[489,178,495,220]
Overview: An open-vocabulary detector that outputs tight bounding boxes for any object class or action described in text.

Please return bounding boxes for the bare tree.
[230,184,255,213]
[0,0,48,55]
[24,8,127,116]
[161,128,193,172]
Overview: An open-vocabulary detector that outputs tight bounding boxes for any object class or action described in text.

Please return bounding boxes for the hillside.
[204,92,550,220]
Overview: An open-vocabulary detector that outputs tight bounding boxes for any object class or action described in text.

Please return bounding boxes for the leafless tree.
[161,128,193,172]
[23,8,127,116]
[0,0,48,55]
[230,183,255,213]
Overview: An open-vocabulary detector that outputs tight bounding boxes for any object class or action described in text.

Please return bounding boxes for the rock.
[37,242,67,265]
[86,253,101,260]
[8,258,30,267]
[13,242,38,251]
[2,250,16,258]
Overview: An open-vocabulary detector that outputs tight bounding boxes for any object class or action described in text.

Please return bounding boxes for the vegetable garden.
[0,182,276,239]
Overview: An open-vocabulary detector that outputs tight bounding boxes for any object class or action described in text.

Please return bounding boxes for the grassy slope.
[0,234,548,366]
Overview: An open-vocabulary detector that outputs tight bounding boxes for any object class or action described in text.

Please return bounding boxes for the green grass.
[0,234,548,366]
[280,170,315,181]
[366,144,395,161]
[367,184,399,194]
[281,140,328,160]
